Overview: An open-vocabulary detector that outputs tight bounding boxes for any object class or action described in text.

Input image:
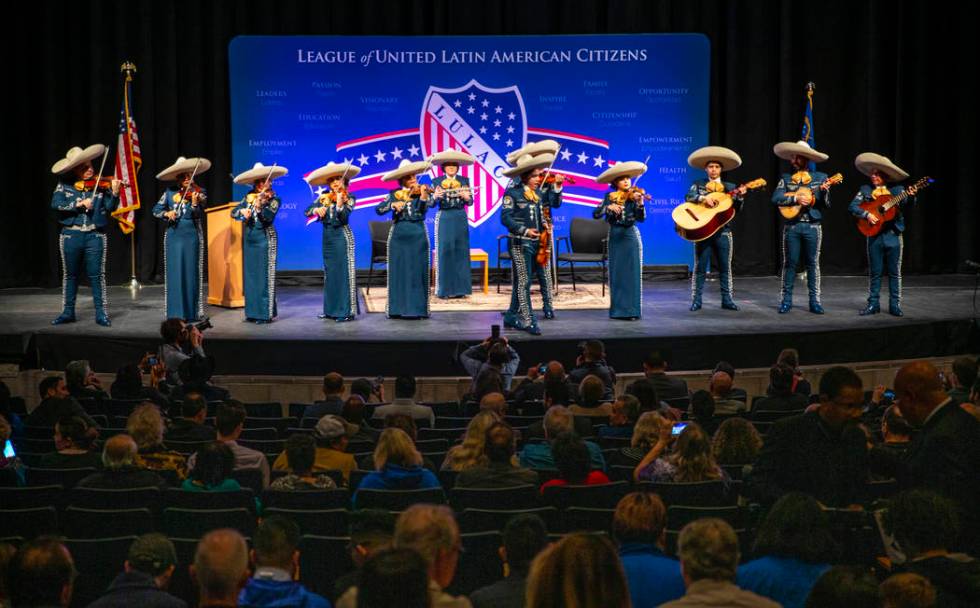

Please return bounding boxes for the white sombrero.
[51,144,106,175]
[156,156,212,181]
[234,162,289,185]
[382,159,432,182]
[597,161,648,184]
[305,161,362,186]
[687,146,742,171]
[854,152,909,181]
[429,149,475,166]
[505,140,560,165]
[501,153,556,178]
[773,140,828,163]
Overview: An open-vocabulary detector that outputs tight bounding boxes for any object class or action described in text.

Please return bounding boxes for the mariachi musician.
[50,144,121,326]
[231,162,287,324]
[430,149,476,299]
[594,161,648,319]
[306,161,361,322]
[152,156,210,322]
[848,153,919,317]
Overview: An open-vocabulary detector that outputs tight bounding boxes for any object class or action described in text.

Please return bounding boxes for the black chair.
[750,421,773,436]
[542,481,631,510]
[163,439,209,455]
[419,402,462,418]
[422,451,448,470]
[244,402,284,418]
[720,463,751,481]
[418,427,467,443]
[561,507,615,533]
[0,468,19,487]
[163,487,256,511]
[264,507,348,536]
[346,439,375,454]
[434,416,472,429]
[437,468,458,489]
[262,488,351,510]
[867,478,899,501]
[167,537,202,604]
[555,217,607,294]
[230,468,266,496]
[299,535,353,598]
[531,468,561,483]
[64,506,155,538]
[164,507,255,537]
[105,399,143,417]
[637,480,735,507]
[300,417,320,429]
[598,435,631,449]
[450,485,540,511]
[0,507,58,539]
[353,487,446,511]
[69,486,162,511]
[65,536,137,607]
[447,531,504,596]
[414,438,449,453]
[663,396,691,411]
[458,507,559,533]
[288,403,311,419]
[20,426,56,439]
[367,220,392,293]
[666,505,742,530]
[504,415,544,427]
[27,467,96,488]
[750,409,805,423]
[607,465,636,482]
[243,417,297,437]
[239,427,278,440]
[0,485,63,509]
[495,234,513,293]
[8,396,26,415]
[13,437,55,452]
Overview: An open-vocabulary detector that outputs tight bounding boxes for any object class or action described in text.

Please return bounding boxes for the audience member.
[355,548,431,608]
[188,401,270,488]
[711,417,763,465]
[736,493,837,608]
[470,514,548,608]
[268,434,337,490]
[477,392,507,417]
[158,318,205,388]
[26,375,97,429]
[358,414,437,472]
[878,404,913,457]
[304,372,347,419]
[635,422,727,485]
[191,529,249,608]
[278,415,357,483]
[948,356,977,404]
[110,362,168,409]
[350,377,385,405]
[688,389,717,436]
[661,519,779,608]
[371,376,435,428]
[342,395,379,442]
[747,366,869,507]
[642,350,689,401]
[182,442,243,493]
[567,339,616,398]
[8,536,76,608]
[238,516,329,607]
[171,355,230,403]
[540,433,610,493]
[775,348,811,396]
[804,565,880,608]
[77,434,166,489]
[455,422,538,488]
[459,335,521,391]
[613,492,685,607]
[441,410,499,472]
[614,411,667,466]
[526,532,630,608]
[128,403,188,480]
[519,406,605,471]
[880,572,937,608]
[354,428,440,501]
[599,394,641,439]
[333,509,396,601]
[88,534,186,608]
[65,359,109,403]
[38,416,102,469]
[511,361,569,405]
[708,371,746,416]
[755,363,809,413]
[569,374,612,418]
[713,361,748,403]
[164,392,216,443]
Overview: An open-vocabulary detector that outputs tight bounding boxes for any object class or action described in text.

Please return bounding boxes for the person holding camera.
[158,318,206,389]
[459,334,521,392]
[568,340,616,400]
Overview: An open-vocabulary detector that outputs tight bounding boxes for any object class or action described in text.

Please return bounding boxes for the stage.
[0,275,975,377]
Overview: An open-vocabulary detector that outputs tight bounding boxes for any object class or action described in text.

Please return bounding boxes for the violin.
[409,184,432,197]
[75,177,125,192]
[542,173,575,185]
[627,187,651,201]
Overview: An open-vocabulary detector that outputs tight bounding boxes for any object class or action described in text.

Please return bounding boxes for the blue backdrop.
[229,34,708,270]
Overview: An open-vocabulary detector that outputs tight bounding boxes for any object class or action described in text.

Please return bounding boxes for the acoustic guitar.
[855,176,933,237]
[672,179,767,242]
[778,173,843,220]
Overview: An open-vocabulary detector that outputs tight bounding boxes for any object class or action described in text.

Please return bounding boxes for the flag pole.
[121,61,141,291]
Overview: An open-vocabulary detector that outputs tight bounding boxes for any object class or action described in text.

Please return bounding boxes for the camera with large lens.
[194,318,213,332]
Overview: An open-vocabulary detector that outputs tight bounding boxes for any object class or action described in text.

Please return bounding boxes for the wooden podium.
[205,203,244,307]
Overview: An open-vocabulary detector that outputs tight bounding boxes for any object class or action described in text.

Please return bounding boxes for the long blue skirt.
[386,220,430,318]
[435,208,472,298]
[164,220,204,321]
[322,225,359,319]
[243,224,277,321]
[608,224,642,319]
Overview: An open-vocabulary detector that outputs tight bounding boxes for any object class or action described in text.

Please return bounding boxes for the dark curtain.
[4,0,973,288]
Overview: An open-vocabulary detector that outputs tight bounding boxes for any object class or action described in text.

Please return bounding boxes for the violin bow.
[176,159,203,209]
[89,145,111,200]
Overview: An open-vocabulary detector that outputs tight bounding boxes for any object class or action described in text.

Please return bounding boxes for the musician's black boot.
[859,302,880,316]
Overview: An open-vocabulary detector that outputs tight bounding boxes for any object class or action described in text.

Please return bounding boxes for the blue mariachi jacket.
[152,186,207,224]
[593,190,647,227]
[501,185,562,237]
[847,184,914,234]
[232,191,280,227]
[771,171,831,222]
[305,193,355,228]
[51,181,120,229]
[432,174,473,210]
[377,188,432,222]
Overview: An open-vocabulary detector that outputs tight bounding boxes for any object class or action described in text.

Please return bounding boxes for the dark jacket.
[26,397,98,429]
[454,461,540,489]
[303,396,346,420]
[752,393,808,414]
[469,573,527,608]
[164,418,217,443]
[644,372,689,402]
[568,360,616,397]
[77,466,167,490]
[87,571,187,608]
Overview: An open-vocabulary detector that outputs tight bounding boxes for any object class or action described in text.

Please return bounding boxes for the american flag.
[111,68,142,234]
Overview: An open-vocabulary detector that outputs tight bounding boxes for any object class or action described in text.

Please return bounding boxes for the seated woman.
[354,428,440,502]
[711,417,763,466]
[127,403,187,481]
[182,441,240,492]
[540,433,610,494]
[38,416,102,469]
[736,493,837,608]
[358,414,437,472]
[633,422,729,486]
[269,434,337,491]
[441,410,500,472]
[613,411,666,466]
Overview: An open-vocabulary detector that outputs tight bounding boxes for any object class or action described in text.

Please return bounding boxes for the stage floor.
[1,275,976,376]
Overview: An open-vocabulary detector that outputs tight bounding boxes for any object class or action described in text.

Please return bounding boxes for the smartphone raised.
[671,422,690,436]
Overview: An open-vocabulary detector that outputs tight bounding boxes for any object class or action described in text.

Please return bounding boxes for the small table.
[431,248,489,294]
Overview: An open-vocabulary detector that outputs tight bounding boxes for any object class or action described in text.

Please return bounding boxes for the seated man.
[569,375,613,419]
[88,534,186,608]
[77,434,167,489]
[642,351,689,402]
[469,514,548,608]
[304,372,347,420]
[238,516,330,607]
[191,530,250,608]
[455,423,539,489]
[163,393,216,443]
[187,401,270,489]
[27,375,97,429]
[709,371,746,417]
[8,536,77,608]
[268,434,337,491]
[333,509,397,601]
[371,376,435,428]
[273,415,356,484]
[599,395,641,439]
[519,406,605,472]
